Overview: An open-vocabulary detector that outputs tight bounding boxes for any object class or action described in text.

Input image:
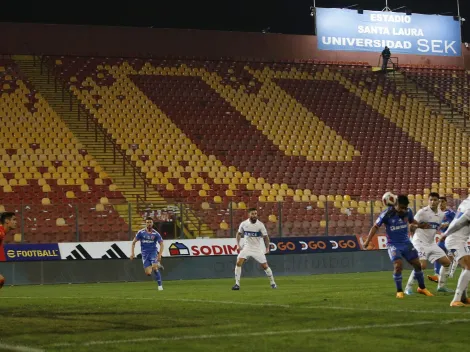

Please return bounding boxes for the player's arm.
[236,231,243,251]
[158,240,164,263]
[130,233,140,260]
[445,211,470,236]
[364,209,389,249]
[363,224,379,249]
[409,209,421,233]
[261,224,270,254]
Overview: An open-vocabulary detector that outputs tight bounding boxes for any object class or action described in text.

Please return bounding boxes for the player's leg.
[392,259,405,298]
[387,245,405,298]
[405,259,426,295]
[435,254,453,292]
[142,255,153,276]
[232,254,247,290]
[450,250,470,306]
[406,252,434,296]
[433,240,447,278]
[448,253,458,279]
[151,262,163,291]
[256,253,276,288]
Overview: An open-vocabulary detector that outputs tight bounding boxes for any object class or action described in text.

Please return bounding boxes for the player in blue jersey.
[130,217,164,290]
[430,197,457,282]
[364,195,434,298]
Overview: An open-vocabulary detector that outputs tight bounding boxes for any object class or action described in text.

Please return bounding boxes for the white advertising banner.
[58,238,239,260]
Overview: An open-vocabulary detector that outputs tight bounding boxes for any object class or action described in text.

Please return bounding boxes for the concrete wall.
[0,22,467,67]
[0,251,405,285]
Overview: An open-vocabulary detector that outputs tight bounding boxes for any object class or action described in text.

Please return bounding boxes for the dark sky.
[2,0,469,41]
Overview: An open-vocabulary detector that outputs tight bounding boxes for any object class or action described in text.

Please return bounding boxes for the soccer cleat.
[461,298,470,304]
[232,284,240,291]
[417,288,434,296]
[450,301,469,307]
[404,288,414,295]
[396,292,405,299]
[437,287,455,293]
[427,275,439,283]
[271,284,277,289]
[158,286,163,291]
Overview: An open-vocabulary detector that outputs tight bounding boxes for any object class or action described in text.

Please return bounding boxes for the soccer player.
[442,195,470,306]
[0,212,17,287]
[404,193,453,294]
[232,208,276,290]
[363,195,433,298]
[130,217,164,291]
[431,197,457,281]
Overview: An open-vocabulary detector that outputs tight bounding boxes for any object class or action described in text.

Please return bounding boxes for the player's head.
[394,195,409,215]
[248,208,257,223]
[439,196,447,211]
[0,212,17,230]
[428,192,440,211]
[145,216,153,230]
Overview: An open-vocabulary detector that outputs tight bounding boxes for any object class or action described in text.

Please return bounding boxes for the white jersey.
[412,206,445,245]
[446,197,470,244]
[238,219,268,251]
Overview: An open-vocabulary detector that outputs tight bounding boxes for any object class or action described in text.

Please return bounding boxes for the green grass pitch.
[0,271,469,352]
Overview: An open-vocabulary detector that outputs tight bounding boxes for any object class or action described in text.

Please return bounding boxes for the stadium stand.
[401,65,470,120]
[0,58,129,243]
[32,56,468,239]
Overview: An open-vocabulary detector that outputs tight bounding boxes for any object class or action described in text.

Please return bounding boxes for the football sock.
[438,265,450,288]
[393,273,403,292]
[235,266,242,286]
[414,270,426,289]
[264,267,275,285]
[434,260,442,276]
[453,269,470,302]
[153,270,162,286]
[406,270,416,289]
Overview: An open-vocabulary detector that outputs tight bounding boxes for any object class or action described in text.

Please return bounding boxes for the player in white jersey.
[404,193,454,294]
[232,208,277,290]
[443,196,470,306]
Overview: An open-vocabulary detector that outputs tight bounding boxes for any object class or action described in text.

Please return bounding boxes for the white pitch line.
[48,318,470,347]
[0,343,44,352]
[0,296,466,315]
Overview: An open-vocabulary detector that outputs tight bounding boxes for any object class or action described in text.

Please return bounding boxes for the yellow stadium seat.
[66,191,75,199]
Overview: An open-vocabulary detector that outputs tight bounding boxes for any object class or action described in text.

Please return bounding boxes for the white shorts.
[412,241,446,264]
[237,247,267,264]
[445,238,470,263]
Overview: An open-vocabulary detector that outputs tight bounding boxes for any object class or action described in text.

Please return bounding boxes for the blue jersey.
[376,207,414,245]
[443,209,456,224]
[135,228,163,256]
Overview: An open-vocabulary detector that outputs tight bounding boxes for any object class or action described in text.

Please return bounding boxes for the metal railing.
[3,198,463,243]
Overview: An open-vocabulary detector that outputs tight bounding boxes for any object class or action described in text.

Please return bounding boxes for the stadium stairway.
[389,71,469,133]
[13,55,211,237]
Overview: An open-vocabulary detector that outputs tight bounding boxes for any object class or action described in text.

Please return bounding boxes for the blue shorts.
[387,242,419,263]
[142,252,158,268]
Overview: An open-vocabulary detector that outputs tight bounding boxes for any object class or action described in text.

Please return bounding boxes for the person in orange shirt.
[0,212,17,288]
